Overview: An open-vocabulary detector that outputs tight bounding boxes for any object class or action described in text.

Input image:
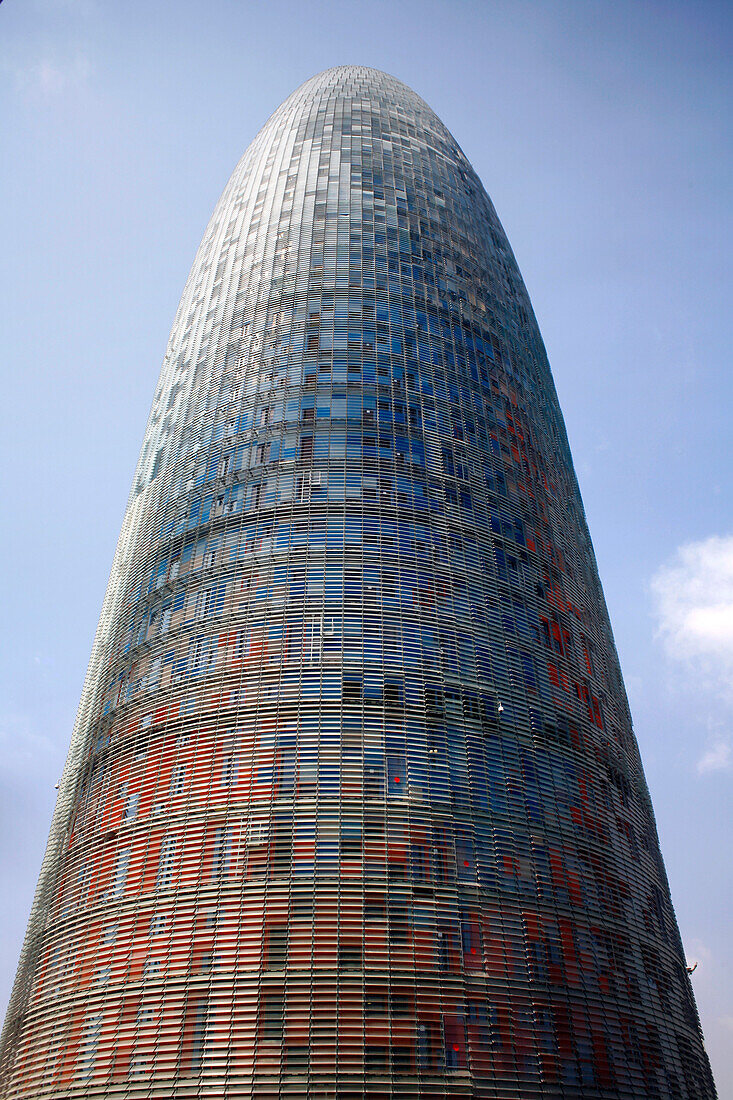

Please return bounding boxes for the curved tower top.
[1,67,715,1099]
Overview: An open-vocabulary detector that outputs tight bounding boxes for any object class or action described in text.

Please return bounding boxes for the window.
[77,1014,102,1080]
[340,822,362,857]
[210,827,232,880]
[297,470,321,501]
[170,763,186,796]
[392,1045,412,1073]
[343,677,362,702]
[365,993,386,1017]
[387,755,406,794]
[187,998,209,1070]
[388,902,409,944]
[123,792,139,821]
[292,897,313,920]
[111,848,130,898]
[365,1046,387,1071]
[266,926,288,969]
[129,1055,149,1078]
[221,753,239,786]
[285,1046,308,1071]
[157,836,178,888]
[150,913,168,936]
[276,746,295,793]
[444,1015,467,1069]
[384,679,403,709]
[338,941,362,968]
[391,993,411,1017]
[416,1023,433,1069]
[248,821,269,846]
[261,995,284,1040]
[461,918,482,967]
[365,894,385,919]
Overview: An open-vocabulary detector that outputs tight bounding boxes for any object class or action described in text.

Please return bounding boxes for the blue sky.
[1,0,731,1089]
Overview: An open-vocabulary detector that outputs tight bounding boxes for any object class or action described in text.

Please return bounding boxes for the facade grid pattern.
[0,66,716,1098]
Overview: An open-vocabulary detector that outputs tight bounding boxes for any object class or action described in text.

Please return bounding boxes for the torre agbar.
[0,67,716,1100]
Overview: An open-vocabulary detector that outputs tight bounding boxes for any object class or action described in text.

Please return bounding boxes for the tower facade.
[0,67,715,1098]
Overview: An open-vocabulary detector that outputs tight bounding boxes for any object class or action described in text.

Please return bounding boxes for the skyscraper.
[0,64,715,1097]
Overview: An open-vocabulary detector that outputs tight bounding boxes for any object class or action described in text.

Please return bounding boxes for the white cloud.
[651,535,733,774]
[0,713,56,776]
[5,50,92,99]
[697,740,732,775]
[685,938,713,971]
[651,535,733,675]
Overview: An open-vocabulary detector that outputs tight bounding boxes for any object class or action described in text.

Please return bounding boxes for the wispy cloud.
[0,713,56,776]
[5,50,92,99]
[651,535,733,773]
[651,535,733,678]
[685,938,713,971]
[697,740,731,775]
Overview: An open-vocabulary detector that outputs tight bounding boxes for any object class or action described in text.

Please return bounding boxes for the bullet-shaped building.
[0,66,716,1098]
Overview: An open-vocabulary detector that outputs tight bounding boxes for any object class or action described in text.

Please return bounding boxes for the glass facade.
[0,66,716,1098]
